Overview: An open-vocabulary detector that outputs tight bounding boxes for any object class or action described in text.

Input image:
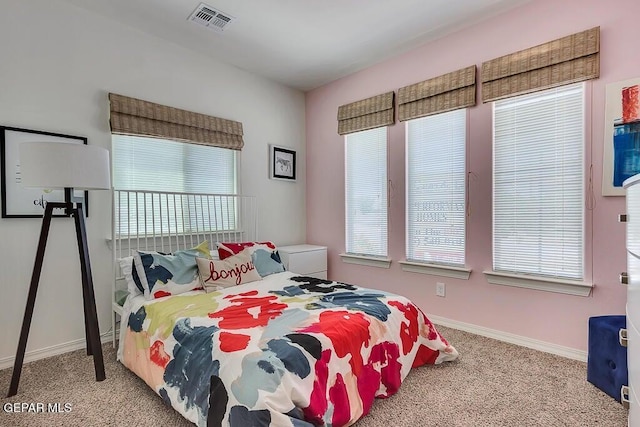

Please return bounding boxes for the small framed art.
[269,144,296,181]
[1,126,89,218]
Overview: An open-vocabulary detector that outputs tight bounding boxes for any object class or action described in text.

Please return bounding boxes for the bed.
[112,190,458,427]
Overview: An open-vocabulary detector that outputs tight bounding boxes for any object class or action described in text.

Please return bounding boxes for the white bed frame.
[111,189,257,346]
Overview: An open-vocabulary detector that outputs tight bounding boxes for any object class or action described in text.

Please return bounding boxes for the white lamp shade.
[20,142,111,190]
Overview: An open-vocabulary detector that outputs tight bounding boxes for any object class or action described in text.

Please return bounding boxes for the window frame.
[340,126,391,267]
[111,134,241,238]
[484,82,592,296]
[402,108,469,278]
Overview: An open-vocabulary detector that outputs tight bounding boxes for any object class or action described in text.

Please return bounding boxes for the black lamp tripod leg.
[72,205,105,381]
[80,258,92,356]
[83,294,93,356]
[7,201,106,398]
[7,204,55,397]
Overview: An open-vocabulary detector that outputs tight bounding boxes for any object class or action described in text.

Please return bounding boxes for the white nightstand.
[278,244,327,279]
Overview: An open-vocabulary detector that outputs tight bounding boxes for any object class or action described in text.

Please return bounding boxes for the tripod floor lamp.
[7,141,110,397]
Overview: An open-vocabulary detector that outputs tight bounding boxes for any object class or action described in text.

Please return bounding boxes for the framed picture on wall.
[1,126,89,218]
[269,144,296,181]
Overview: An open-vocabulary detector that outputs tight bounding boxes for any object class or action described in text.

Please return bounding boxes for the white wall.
[0,0,306,364]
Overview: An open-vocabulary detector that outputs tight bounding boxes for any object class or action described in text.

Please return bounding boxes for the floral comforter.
[117,271,458,426]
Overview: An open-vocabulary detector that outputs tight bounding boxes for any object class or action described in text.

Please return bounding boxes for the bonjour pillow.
[216,241,277,260]
[196,250,261,291]
[133,241,210,300]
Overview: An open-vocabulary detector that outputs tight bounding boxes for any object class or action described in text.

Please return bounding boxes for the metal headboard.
[111,189,257,345]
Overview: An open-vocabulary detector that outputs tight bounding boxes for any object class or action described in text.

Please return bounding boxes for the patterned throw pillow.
[134,241,210,300]
[251,248,285,277]
[196,250,261,291]
[216,241,277,260]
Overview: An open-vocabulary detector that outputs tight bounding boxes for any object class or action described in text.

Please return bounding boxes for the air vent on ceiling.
[188,3,235,33]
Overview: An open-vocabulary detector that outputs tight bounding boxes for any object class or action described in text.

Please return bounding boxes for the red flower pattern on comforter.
[118,272,458,427]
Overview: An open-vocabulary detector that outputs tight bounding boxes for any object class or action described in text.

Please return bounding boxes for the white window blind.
[345,127,388,257]
[112,135,238,236]
[493,83,584,280]
[112,135,237,194]
[406,109,466,265]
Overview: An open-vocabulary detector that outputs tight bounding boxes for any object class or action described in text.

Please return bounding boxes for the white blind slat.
[345,127,388,257]
[493,83,584,279]
[113,135,236,193]
[406,109,466,265]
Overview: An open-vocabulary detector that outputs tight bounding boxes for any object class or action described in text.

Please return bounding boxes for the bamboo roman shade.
[398,65,476,122]
[481,27,600,103]
[109,93,244,150]
[337,91,395,135]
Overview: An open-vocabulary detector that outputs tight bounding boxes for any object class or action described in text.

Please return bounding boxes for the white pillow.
[118,256,142,296]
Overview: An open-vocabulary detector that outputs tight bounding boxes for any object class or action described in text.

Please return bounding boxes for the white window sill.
[483,270,593,297]
[339,253,392,269]
[399,261,471,280]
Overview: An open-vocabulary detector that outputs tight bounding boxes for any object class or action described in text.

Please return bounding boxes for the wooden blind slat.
[109,93,244,150]
[481,27,599,103]
[337,92,395,135]
[398,65,476,121]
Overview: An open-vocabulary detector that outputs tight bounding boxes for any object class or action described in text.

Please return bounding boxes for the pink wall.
[305,0,640,352]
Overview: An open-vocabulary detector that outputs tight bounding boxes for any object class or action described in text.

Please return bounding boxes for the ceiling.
[63,0,533,91]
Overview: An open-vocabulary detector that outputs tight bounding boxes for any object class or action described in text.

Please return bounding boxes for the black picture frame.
[269,144,296,181]
[1,126,89,218]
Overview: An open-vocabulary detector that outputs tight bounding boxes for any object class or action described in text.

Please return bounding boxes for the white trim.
[483,270,593,297]
[0,331,114,371]
[428,314,587,362]
[400,260,471,279]
[339,253,392,268]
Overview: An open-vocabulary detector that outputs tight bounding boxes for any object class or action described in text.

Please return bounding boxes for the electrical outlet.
[436,282,445,297]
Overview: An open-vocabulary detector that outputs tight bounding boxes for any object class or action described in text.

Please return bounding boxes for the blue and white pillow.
[133,241,210,300]
[251,248,285,277]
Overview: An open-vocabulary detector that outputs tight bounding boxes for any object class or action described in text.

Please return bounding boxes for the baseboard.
[0,331,116,371]
[428,314,588,362]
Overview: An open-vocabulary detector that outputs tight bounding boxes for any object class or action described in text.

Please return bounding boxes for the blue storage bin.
[587,315,628,402]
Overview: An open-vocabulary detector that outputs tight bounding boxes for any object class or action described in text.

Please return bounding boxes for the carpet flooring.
[0,326,628,426]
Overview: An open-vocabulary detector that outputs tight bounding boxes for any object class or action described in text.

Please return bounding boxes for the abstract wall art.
[602,77,640,196]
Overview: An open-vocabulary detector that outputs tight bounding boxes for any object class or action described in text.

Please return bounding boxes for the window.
[112,135,238,236]
[345,127,388,258]
[112,135,237,194]
[406,108,466,266]
[492,83,584,281]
